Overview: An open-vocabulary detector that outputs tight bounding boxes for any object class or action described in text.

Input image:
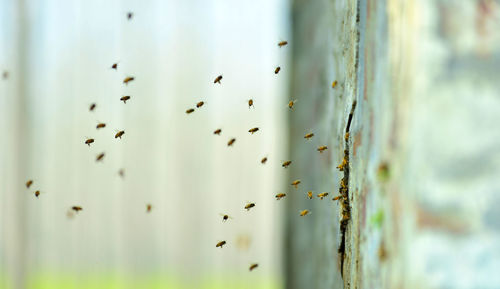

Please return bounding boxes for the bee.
[123,76,135,85]
[96,152,105,162]
[248,127,259,134]
[2,71,8,79]
[186,108,195,114]
[244,202,255,211]
[261,157,268,164]
[146,204,152,213]
[213,128,222,135]
[26,180,33,188]
[291,179,301,188]
[34,190,41,198]
[332,195,342,201]
[71,206,83,213]
[307,191,313,199]
[216,240,226,248]
[282,160,292,168]
[214,75,223,84]
[275,193,286,200]
[278,40,288,47]
[115,130,125,139]
[300,209,310,217]
[111,63,118,70]
[85,138,95,146]
[274,66,281,74]
[248,99,254,108]
[337,158,347,171]
[249,263,259,271]
[120,96,131,103]
[317,145,328,153]
[227,138,236,146]
[288,99,298,110]
[220,214,232,222]
[127,12,133,20]
[118,169,125,178]
[332,80,338,88]
[304,132,314,140]
[317,192,329,200]
[196,101,204,108]
[89,103,96,111]
[96,122,106,129]
[344,132,349,141]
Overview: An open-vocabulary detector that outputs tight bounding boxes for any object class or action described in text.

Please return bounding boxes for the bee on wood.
[278,40,288,47]
[274,66,281,74]
[227,138,236,146]
[72,206,83,213]
[304,132,314,140]
[332,80,338,88]
[317,192,329,200]
[307,191,313,199]
[26,180,33,188]
[248,99,254,108]
[96,152,105,162]
[248,127,259,134]
[213,128,222,135]
[275,193,286,200]
[34,190,41,198]
[214,75,223,84]
[123,76,135,85]
[118,169,125,178]
[127,12,133,20]
[249,263,259,271]
[244,202,255,211]
[300,209,310,217]
[186,108,195,114]
[261,157,268,164]
[120,96,131,103]
[85,138,94,146]
[146,204,152,213]
[291,179,301,188]
[282,160,292,168]
[317,145,328,153]
[288,99,298,110]
[196,101,204,108]
[115,130,125,139]
[89,103,96,111]
[344,132,349,141]
[216,240,227,248]
[337,158,347,171]
[96,122,106,129]
[111,63,118,70]
[220,214,232,222]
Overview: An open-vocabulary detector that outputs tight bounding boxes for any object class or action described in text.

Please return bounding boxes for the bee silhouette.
[72,206,83,213]
[261,157,268,164]
[304,132,314,140]
[127,12,133,20]
[291,179,301,188]
[275,66,281,74]
[300,209,310,216]
[111,63,118,70]
[96,122,106,129]
[123,76,135,85]
[317,146,328,153]
[115,130,125,139]
[213,128,222,135]
[120,96,131,103]
[196,101,205,108]
[216,240,226,248]
[282,160,292,168]
[278,41,288,47]
[85,138,95,146]
[248,127,259,134]
[227,138,236,146]
[26,180,33,188]
[89,103,96,111]
[244,202,255,211]
[249,263,259,271]
[96,152,105,162]
[275,193,286,200]
[214,75,223,84]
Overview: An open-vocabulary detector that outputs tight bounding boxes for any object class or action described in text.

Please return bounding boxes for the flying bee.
[278,40,288,47]
[127,12,133,20]
[248,99,254,108]
[337,158,347,171]
[214,75,223,84]
[216,240,226,248]
[317,145,328,153]
[288,99,298,110]
[111,63,118,70]
[248,127,259,134]
[123,76,135,85]
[34,190,41,198]
[227,138,236,146]
[220,214,232,222]
[249,263,259,271]
[72,206,83,213]
[115,130,125,139]
[317,192,329,200]
[291,179,301,188]
[332,80,338,88]
[332,195,342,201]
[300,209,310,217]
[26,180,33,188]
[304,132,314,140]
[146,204,152,213]
[307,191,313,199]
[186,108,195,114]
[96,122,106,129]
[261,157,268,164]
[96,152,105,162]
[282,160,292,168]
[196,101,205,108]
[213,128,222,135]
[120,95,131,103]
[118,169,125,178]
[275,193,286,200]
[85,138,94,146]
[89,103,96,111]
[244,202,255,211]
[275,66,281,74]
